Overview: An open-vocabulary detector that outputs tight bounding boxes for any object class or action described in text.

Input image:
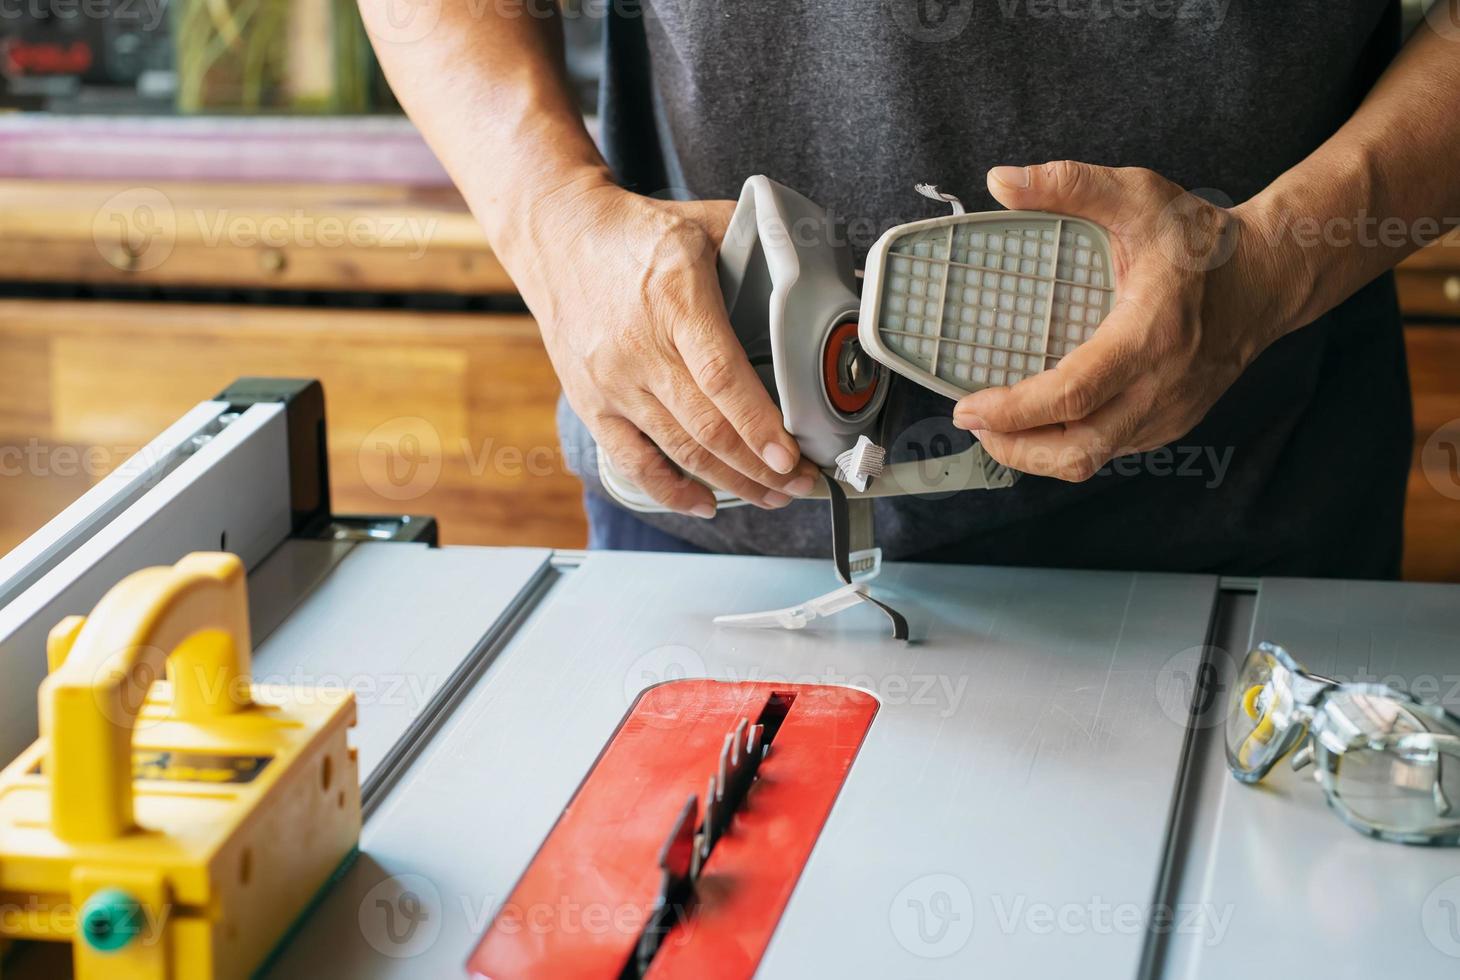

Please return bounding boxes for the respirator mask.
[599,176,1115,635]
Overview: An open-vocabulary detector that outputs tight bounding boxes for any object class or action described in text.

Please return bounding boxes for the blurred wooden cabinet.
[0,180,586,553]
[1397,240,1460,583]
[1396,243,1460,319]
[0,300,585,550]
[1,179,1459,580]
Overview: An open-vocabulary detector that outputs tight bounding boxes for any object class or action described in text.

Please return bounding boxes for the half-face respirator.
[600,176,1116,635]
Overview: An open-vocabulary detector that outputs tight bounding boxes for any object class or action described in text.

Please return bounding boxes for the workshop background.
[1,0,1459,580]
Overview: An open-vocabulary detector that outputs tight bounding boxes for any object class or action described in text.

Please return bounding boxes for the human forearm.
[952,12,1460,482]
[1240,8,1460,335]
[356,2,611,265]
[357,2,820,514]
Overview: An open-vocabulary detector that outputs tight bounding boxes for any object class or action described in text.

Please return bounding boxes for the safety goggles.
[1228,642,1460,845]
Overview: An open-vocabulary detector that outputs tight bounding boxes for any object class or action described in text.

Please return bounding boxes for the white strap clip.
[713,583,867,631]
[834,435,886,492]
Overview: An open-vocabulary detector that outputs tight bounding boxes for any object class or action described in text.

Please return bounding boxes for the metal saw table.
[3,380,1458,978]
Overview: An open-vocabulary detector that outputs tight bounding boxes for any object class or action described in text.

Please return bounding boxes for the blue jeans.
[583,492,708,554]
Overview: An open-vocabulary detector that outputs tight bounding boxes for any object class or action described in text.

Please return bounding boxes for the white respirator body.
[595,176,1116,636]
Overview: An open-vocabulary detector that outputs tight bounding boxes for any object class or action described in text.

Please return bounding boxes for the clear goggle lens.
[1225,645,1307,781]
[1316,691,1460,843]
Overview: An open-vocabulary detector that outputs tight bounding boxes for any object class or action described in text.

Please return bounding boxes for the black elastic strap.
[822,473,909,640]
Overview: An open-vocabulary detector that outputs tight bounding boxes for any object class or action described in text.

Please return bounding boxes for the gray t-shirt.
[561,0,1412,577]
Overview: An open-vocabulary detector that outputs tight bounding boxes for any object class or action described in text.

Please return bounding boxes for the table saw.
[2,379,1459,978]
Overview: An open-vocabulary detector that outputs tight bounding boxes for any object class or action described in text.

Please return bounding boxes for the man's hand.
[518,178,820,516]
[952,161,1302,482]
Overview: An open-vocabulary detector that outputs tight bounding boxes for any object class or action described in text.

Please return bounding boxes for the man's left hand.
[952,161,1302,482]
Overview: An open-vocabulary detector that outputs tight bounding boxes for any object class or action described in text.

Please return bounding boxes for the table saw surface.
[235,541,1460,979]
[7,385,1456,979]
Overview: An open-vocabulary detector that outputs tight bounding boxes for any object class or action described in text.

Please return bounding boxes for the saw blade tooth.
[702,776,718,850]
[658,794,697,878]
[747,724,764,770]
[636,927,656,975]
[730,718,748,767]
[717,734,732,796]
[691,830,706,879]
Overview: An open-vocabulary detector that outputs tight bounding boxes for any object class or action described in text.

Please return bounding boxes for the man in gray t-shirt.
[362,1,1460,578]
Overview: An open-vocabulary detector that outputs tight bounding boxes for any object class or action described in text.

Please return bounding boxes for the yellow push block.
[0,553,360,980]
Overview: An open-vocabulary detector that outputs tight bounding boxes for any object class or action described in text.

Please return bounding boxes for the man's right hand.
[511,177,820,517]
[358,3,817,517]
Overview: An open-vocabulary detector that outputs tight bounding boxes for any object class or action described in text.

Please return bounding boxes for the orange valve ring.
[823,320,879,415]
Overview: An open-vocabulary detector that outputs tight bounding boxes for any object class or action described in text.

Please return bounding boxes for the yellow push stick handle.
[40,552,254,842]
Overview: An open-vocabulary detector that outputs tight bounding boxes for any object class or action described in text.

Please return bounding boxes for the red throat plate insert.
[467,680,879,979]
